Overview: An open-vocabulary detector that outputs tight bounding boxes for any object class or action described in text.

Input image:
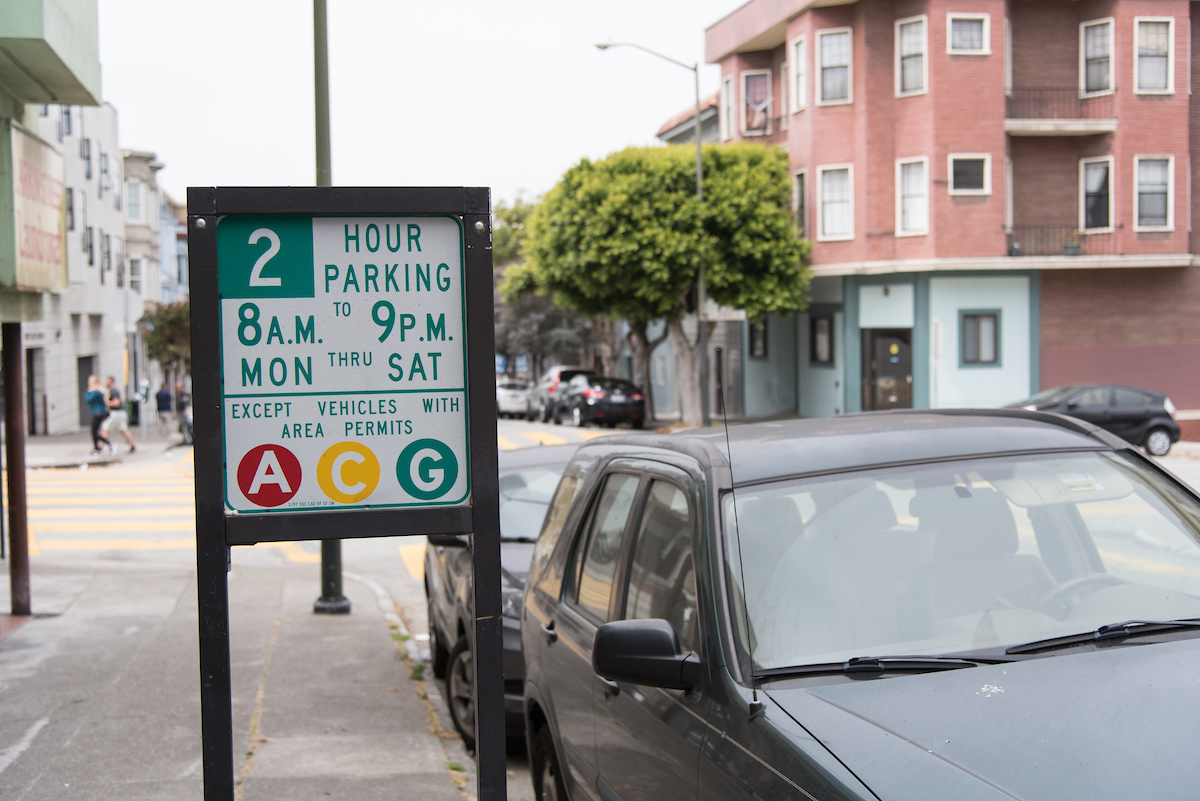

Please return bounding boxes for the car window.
[624,482,698,652]
[1113,388,1152,407]
[560,370,593,384]
[531,474,586,599]
[567,374,589,388]
[574,473,640,621]
[1070,388,1111,407]
[498,466,568,542]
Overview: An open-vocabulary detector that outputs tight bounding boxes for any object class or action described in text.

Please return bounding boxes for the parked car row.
[496,368,646,428]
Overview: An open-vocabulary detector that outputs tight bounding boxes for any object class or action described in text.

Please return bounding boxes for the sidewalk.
[15,423,185,470]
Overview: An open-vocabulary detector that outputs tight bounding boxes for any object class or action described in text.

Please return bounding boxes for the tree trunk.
[591,315,623,376]
[670,315,716,428]
[628,322,670,423]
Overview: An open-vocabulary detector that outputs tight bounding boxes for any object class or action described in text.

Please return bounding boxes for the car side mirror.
[592,619,699,691]
[427,533,469,548]
[1066,400,1080,409]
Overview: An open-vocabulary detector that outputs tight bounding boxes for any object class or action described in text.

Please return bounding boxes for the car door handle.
[541,621,557,645]
[599,677,620,698]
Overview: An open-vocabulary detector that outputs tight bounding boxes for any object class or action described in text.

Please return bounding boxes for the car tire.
[539,402,550,423]
[446,636,475,750]
[532,725,567,801]
[572,406,584,427]
[632,419,644,430]
[553,406,563,425]
[426,591,448,679]
[1145,427,1173,457]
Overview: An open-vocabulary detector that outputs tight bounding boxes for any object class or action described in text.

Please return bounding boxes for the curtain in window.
[1085,23,1111,92]
[899,22,923,92]
[1084,162,1109,229]
[951,19,984,51]
[821,32,850,101]
[744,73,770,132]
[1138,21,1169,91]
[822,169,850,236]
[793,39,806,108]
[1138,159,1169,226]
[900,161,926,232]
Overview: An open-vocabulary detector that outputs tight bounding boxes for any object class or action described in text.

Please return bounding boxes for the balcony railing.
[1006,87,1115,119]
[1006,225,1115,257]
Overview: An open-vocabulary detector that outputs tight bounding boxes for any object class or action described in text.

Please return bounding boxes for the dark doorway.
[25,348,40,436]
[78,356,95,428]
[862,329,912,410]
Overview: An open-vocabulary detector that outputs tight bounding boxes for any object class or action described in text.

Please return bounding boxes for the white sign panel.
[10,124,67,291]
[217,215,469,513]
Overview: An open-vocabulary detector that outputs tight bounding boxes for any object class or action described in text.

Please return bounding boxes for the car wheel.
[446,636,475,750]
[1145,427,1172,457]
[532,725,567,801]
[539,402,550,423]
[426,591,448,679]
[572,406,584,427]
[631,419,644,430]
[553,406,563,425]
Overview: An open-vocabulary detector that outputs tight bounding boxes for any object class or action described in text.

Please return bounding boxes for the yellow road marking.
[33,520,195,533]
[571,430,609,440]
[37,537,195,551]
[522,431,567,446]
[399,543,426,581]
[23,496,195,506]
[27,526,40,557]
[31,506,194,519]
[252,541,321,564]
[496,436,518,451]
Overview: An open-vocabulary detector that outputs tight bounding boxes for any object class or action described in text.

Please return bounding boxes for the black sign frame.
[187,186,504,800]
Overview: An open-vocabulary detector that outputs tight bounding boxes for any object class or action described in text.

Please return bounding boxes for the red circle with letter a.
[237,445,302,507]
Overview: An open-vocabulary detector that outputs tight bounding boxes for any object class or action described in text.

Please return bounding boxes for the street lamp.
[596,41,709,426]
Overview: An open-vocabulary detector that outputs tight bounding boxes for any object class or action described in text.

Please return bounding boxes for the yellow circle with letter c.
[317,442,381,504]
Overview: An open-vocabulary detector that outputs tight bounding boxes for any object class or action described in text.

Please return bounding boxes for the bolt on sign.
[188,188,505,801]
[218,215,469,511]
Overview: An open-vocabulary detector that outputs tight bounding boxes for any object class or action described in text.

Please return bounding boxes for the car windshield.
[499,466,568,541]
[498,382,526,391]
[723,451,1200,671]
[1026,386,1082,404]
[590,379,637,392]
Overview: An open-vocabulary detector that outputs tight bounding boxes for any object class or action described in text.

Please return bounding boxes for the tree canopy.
[141,301,191,376]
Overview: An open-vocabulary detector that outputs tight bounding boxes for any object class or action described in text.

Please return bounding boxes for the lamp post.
[596,42,709,426]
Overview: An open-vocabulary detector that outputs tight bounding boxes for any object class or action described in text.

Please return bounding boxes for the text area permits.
[218,215,469,512]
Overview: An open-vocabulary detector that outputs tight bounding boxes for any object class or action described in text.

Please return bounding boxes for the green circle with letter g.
[396,439,459,501]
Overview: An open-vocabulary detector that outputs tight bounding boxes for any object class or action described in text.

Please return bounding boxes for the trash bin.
[128,398,140,426]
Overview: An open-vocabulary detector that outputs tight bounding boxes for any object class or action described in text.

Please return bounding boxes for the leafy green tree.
[140,301,191,386]
[524,143,810,425]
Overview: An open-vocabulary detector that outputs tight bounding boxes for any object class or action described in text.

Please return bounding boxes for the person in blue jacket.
[84,374,112,457]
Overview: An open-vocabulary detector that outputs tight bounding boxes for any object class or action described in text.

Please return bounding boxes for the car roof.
[497,443,580,471]
[579,409,1114,484]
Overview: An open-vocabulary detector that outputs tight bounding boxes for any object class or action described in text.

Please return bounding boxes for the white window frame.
[947,13,991,55]
[1004,17,1013,94]
[780,62,789,128]
[1134,17,1175,95]
[895,16,928,97]
[948,153,992,195]
[817,27,853,106]
[740,69,773,135]
[1079,18,1115,96]
[1079,156,1115,233]
[791,36,807,111]
[817,164,854,242]
[125,180,144,224]
[895,157,929,237]
[1134,155,1175,232]
[721,76,734,140]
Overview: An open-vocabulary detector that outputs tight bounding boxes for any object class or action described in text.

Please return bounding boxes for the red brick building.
[704,0,1200,437]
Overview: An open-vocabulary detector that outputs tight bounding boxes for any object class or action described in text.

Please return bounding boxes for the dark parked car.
[424,444,578,750]
[1008,383,1180,456]
[522,411,1200,801]
[554,375,645,428]
[528,366,597,423]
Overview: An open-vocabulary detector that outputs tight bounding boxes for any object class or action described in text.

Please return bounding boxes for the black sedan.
[424,444,577,750]
[554,375,645,428]
[1008,383,1180,456]
[522,410,1200,800]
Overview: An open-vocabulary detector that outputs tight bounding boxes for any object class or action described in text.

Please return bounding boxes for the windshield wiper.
[1006,619,1200,655]
[756,655,1008,679]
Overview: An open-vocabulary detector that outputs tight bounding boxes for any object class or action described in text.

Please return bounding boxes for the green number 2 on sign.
[248,229,282,288]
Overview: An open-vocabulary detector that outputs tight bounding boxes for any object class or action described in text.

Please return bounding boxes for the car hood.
[766,638,1200,800]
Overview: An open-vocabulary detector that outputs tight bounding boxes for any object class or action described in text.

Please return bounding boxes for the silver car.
[496,381,531,418]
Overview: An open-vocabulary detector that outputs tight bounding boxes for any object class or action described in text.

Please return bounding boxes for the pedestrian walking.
[103,376,136,455]
[155,383,173,436]
[84,375,112,457]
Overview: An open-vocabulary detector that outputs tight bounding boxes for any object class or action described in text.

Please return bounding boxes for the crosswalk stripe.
[496,436,518,451]
[33,520,196,534]
[522,431,567,446]
[31,506,193,519]
[399,543,426,581]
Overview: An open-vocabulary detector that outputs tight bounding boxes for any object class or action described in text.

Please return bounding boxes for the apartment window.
[66,188,75,231]
[722,76,733,140]
[792,37,807,110]
[742,71,771,134]
[62,106,71,136]
[818,165,853,240]
[1135,18,1173,93]
[896,17,927,95]
[779,64,788,123]
[794,172,807,237]
[897,158,928,235]
[126,181,143,224]
[81,139,92,179]
[1081,19,1113,93]
[749,321,768,358]
[948,14,989,54]
[1135,156,1172,230]
[129,258,142,293]
[1081,157,1113,231]
[961,312,1000,366]
[818,29,852,104]
[948,154,991,195]
[98,152,109,198]
[102,232,111,273]
[85,227,94,264]
[811,314,834,365]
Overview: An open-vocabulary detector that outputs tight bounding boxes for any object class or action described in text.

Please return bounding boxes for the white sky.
[97,0,735,207]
